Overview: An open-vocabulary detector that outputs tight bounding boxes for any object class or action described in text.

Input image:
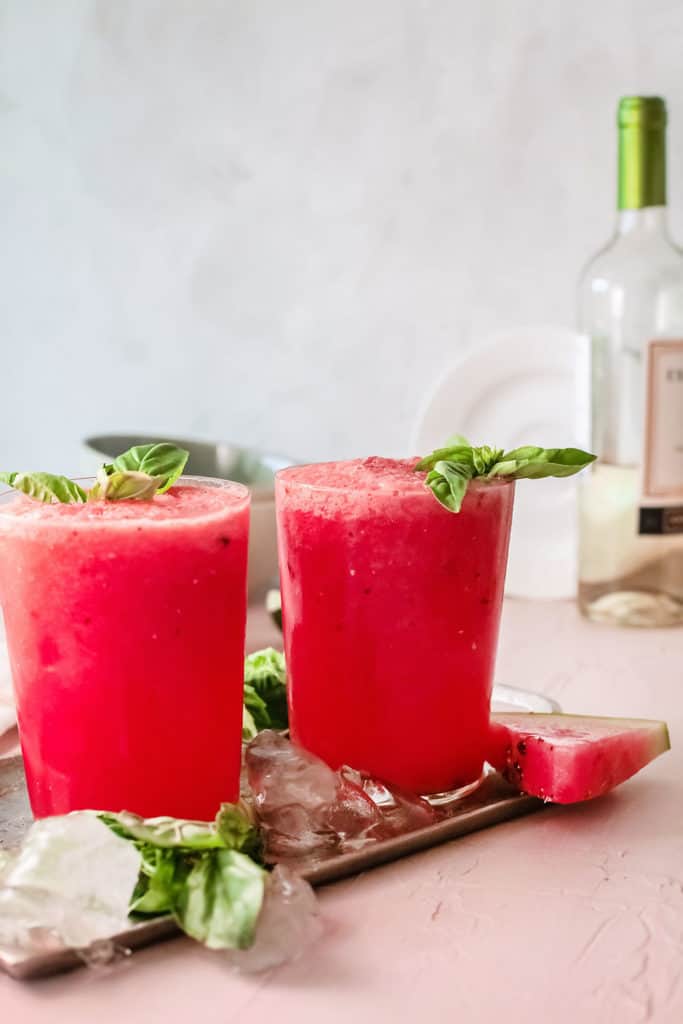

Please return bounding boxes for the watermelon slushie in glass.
[275,458,515,795]
[0,478,249,819]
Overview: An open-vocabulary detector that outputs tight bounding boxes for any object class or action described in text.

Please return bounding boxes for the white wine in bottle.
[578,97,683,627]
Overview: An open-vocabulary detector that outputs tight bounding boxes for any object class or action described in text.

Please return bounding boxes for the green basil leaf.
[497,446,547,462]
[0,471,87,504]
[174,850,266,950]
[99,811,227,850]
[129,847,184,915]
[416,437,596,513]
[505,458,596,480]
[416,444,503,475]
[242,704,259,742]
[111,443,189,493]
[0,441,189,506]
[89,469,162,501]
[482,459,519,478]
[471,445,503,475]
[488,447,597,480]
[425,460,473,513]
[243,682,270,735]
[100,802,264,943]
[216,803,261,858]
[415,446,475,472]
[244,648,288,731]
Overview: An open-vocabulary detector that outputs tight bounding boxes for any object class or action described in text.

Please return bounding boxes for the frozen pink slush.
[0,480,249,819]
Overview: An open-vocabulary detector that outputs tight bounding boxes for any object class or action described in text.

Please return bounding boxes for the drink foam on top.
[276,457,512,520]
[278,457,427,494]
[0,483,248,526]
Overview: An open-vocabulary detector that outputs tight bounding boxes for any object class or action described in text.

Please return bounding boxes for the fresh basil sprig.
[416,440,596,513]
[0,442,189,504]
[103,443,189,494]
[100,802,265,949]
[0,472,88,504]
[87,466,162,502]
[242,648,288,740]
[89,443,189,501]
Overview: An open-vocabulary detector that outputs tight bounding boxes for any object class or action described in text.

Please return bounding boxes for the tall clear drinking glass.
[275,458,514,796]
[0,477,250,819]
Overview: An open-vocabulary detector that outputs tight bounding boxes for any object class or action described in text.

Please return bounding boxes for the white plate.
[411,326,589,599]
[491,683,560,714]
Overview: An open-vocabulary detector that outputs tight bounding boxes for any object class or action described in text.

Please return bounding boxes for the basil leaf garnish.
[175,849,265,951]
[99,804,265,950]
[425,461,473,513]
[243,648,288,731]
[100,811,234,850]
[88,467,162,502]
[416,442,596,513]
[0,441,189,505]
[89,442,189,501]
[487,447,598,479]
[216,804,261,858]
[242,704,259,742]
[109,443,189,493]
[0,472,87,504]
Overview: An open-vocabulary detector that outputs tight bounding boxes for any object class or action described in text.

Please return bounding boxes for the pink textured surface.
[2,599,682,1023]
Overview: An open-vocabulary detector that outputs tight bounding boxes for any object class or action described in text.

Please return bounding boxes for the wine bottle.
[578,96,683,627]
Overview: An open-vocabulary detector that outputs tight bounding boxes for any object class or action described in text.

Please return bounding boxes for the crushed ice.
[0,812,139,954]
[246,730,436,864]
[1,730,439,972]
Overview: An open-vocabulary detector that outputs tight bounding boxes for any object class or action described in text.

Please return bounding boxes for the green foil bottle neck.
[618,96,667,210]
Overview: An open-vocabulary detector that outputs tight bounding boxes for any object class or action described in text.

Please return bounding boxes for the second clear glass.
[275,458,514,796]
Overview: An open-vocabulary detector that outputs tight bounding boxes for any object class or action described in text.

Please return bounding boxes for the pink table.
[2,599,682,1023]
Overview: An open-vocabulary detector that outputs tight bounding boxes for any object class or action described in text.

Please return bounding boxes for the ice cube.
[222,866,322,972]
[246,733,383,862]
[246,730,338,813]
[327,769,382,847]
[246,731,340,860]
[0,813,140,951]
[245,733,438,864]
[257,803,337,861]
[359,778,437,838]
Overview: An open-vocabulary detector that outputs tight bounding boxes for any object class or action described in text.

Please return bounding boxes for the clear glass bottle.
[578,96,683,627]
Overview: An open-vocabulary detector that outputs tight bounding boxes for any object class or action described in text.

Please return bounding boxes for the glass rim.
[274,462,515,498]
[0,473,251,515]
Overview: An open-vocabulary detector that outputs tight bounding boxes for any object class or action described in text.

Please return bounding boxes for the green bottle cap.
[618,96,667,210]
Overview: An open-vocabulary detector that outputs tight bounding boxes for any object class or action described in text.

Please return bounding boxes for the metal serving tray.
[0,753,542,980]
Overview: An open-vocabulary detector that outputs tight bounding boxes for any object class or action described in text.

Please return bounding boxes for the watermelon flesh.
[487,713,670,804]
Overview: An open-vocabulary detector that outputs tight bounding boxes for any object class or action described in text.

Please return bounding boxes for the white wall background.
[1,0,683,470]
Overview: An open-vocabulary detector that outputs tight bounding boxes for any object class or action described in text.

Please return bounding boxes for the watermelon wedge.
[487,713,670,803]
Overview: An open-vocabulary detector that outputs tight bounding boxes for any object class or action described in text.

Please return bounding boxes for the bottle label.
[639,339,683,534]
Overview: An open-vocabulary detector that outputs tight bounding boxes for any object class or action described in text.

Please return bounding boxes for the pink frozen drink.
[276,457,515,795]
[0,479,249,819]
